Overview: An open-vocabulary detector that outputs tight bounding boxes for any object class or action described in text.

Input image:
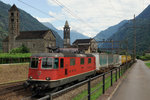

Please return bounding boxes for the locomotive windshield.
[30,58,39,68]
[42,58,53,69]
[42,58,59,69]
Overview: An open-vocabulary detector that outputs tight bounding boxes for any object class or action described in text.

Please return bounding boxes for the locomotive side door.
[59,57,69,78]
[59,57,66,78]
[64,58,68,76]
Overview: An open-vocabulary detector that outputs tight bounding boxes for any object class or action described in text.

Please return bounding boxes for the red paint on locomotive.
[28,55,96,81]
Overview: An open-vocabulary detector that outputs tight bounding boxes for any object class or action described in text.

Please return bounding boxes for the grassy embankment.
[73,72,121,100]
[0,53,31,58]
[139,55,150,68]
[145,61,150,68]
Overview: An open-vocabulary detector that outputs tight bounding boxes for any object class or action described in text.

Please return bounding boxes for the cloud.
[35,17,55,22]
[35,10,66,23]
[46,0,150,37]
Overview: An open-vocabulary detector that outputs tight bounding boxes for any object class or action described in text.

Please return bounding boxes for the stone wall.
[15,39,46,53]
[2,42,9,53]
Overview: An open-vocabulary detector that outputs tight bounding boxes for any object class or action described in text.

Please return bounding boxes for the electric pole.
[129,14,143,61]
[133,15,136,61]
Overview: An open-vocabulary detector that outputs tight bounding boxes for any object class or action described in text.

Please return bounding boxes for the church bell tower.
[63,20,70,48]
[8,4,20,51]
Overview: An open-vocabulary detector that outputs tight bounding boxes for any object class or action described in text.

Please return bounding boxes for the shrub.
[10,44,30,53]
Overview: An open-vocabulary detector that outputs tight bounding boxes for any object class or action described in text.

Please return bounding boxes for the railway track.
[0,81,32,100]
[0,81,25,96]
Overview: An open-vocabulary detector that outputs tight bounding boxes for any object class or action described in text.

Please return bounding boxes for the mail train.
[26,53,131,91]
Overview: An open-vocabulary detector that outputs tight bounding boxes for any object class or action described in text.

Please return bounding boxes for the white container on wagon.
[91,53,100,70]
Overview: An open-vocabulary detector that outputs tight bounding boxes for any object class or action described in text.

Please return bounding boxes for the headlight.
[46,77,50,80]
[29,76,32,79]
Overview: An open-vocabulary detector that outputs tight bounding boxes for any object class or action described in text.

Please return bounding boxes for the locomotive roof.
[31,53,94,57]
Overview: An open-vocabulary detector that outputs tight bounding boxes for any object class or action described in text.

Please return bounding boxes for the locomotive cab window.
[88,58,91,64]
[54,58,59,69]
[42,58,53,69]
[30,58,38,68]
[80,58,84,65]
[60,58,64,68]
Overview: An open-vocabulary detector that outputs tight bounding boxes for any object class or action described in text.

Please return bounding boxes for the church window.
[11,13,14,16]
[11,19,14,22]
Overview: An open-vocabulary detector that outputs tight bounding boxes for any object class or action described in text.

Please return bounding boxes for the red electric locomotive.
[26,53,96,91]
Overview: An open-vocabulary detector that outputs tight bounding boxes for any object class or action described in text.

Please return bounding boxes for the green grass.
[139,55,150,61]
[145,62,150,68]
[72,72,120,100]
[0,53,31,58]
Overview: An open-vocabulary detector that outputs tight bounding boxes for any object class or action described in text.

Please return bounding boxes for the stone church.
[2,4,57,53]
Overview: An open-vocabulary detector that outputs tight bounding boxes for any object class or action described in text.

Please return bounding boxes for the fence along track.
[37,61,134,100]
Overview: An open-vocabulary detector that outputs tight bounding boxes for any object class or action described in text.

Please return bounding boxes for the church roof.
[9,4,19,11]
[3,30,56,42]
[16,30,51,40]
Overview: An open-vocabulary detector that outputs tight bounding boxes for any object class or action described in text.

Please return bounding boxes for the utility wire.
[51,0,97,32]
[17,0,94,37]
[17,0,64,23]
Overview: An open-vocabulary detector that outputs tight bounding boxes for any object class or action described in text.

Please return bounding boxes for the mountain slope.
[0,1,63,49]
[94,20,128,42]
[42,22,89,44]
[108,5,150,54]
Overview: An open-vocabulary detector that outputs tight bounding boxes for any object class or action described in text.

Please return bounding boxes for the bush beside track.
[138,55,150,61]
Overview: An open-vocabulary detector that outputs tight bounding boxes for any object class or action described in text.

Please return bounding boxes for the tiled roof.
[16,30,48,40]
[73,38,92,44]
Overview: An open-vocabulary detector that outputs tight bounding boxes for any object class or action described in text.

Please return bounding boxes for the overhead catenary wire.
[17,0,94,37]
[51,0,97,32]
[17,0,64,23]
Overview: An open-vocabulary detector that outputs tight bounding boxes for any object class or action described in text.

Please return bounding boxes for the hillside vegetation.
[108,5,150,54]
[94,20,128,42]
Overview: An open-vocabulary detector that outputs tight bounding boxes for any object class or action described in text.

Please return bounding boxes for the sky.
[1,0,150,37]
